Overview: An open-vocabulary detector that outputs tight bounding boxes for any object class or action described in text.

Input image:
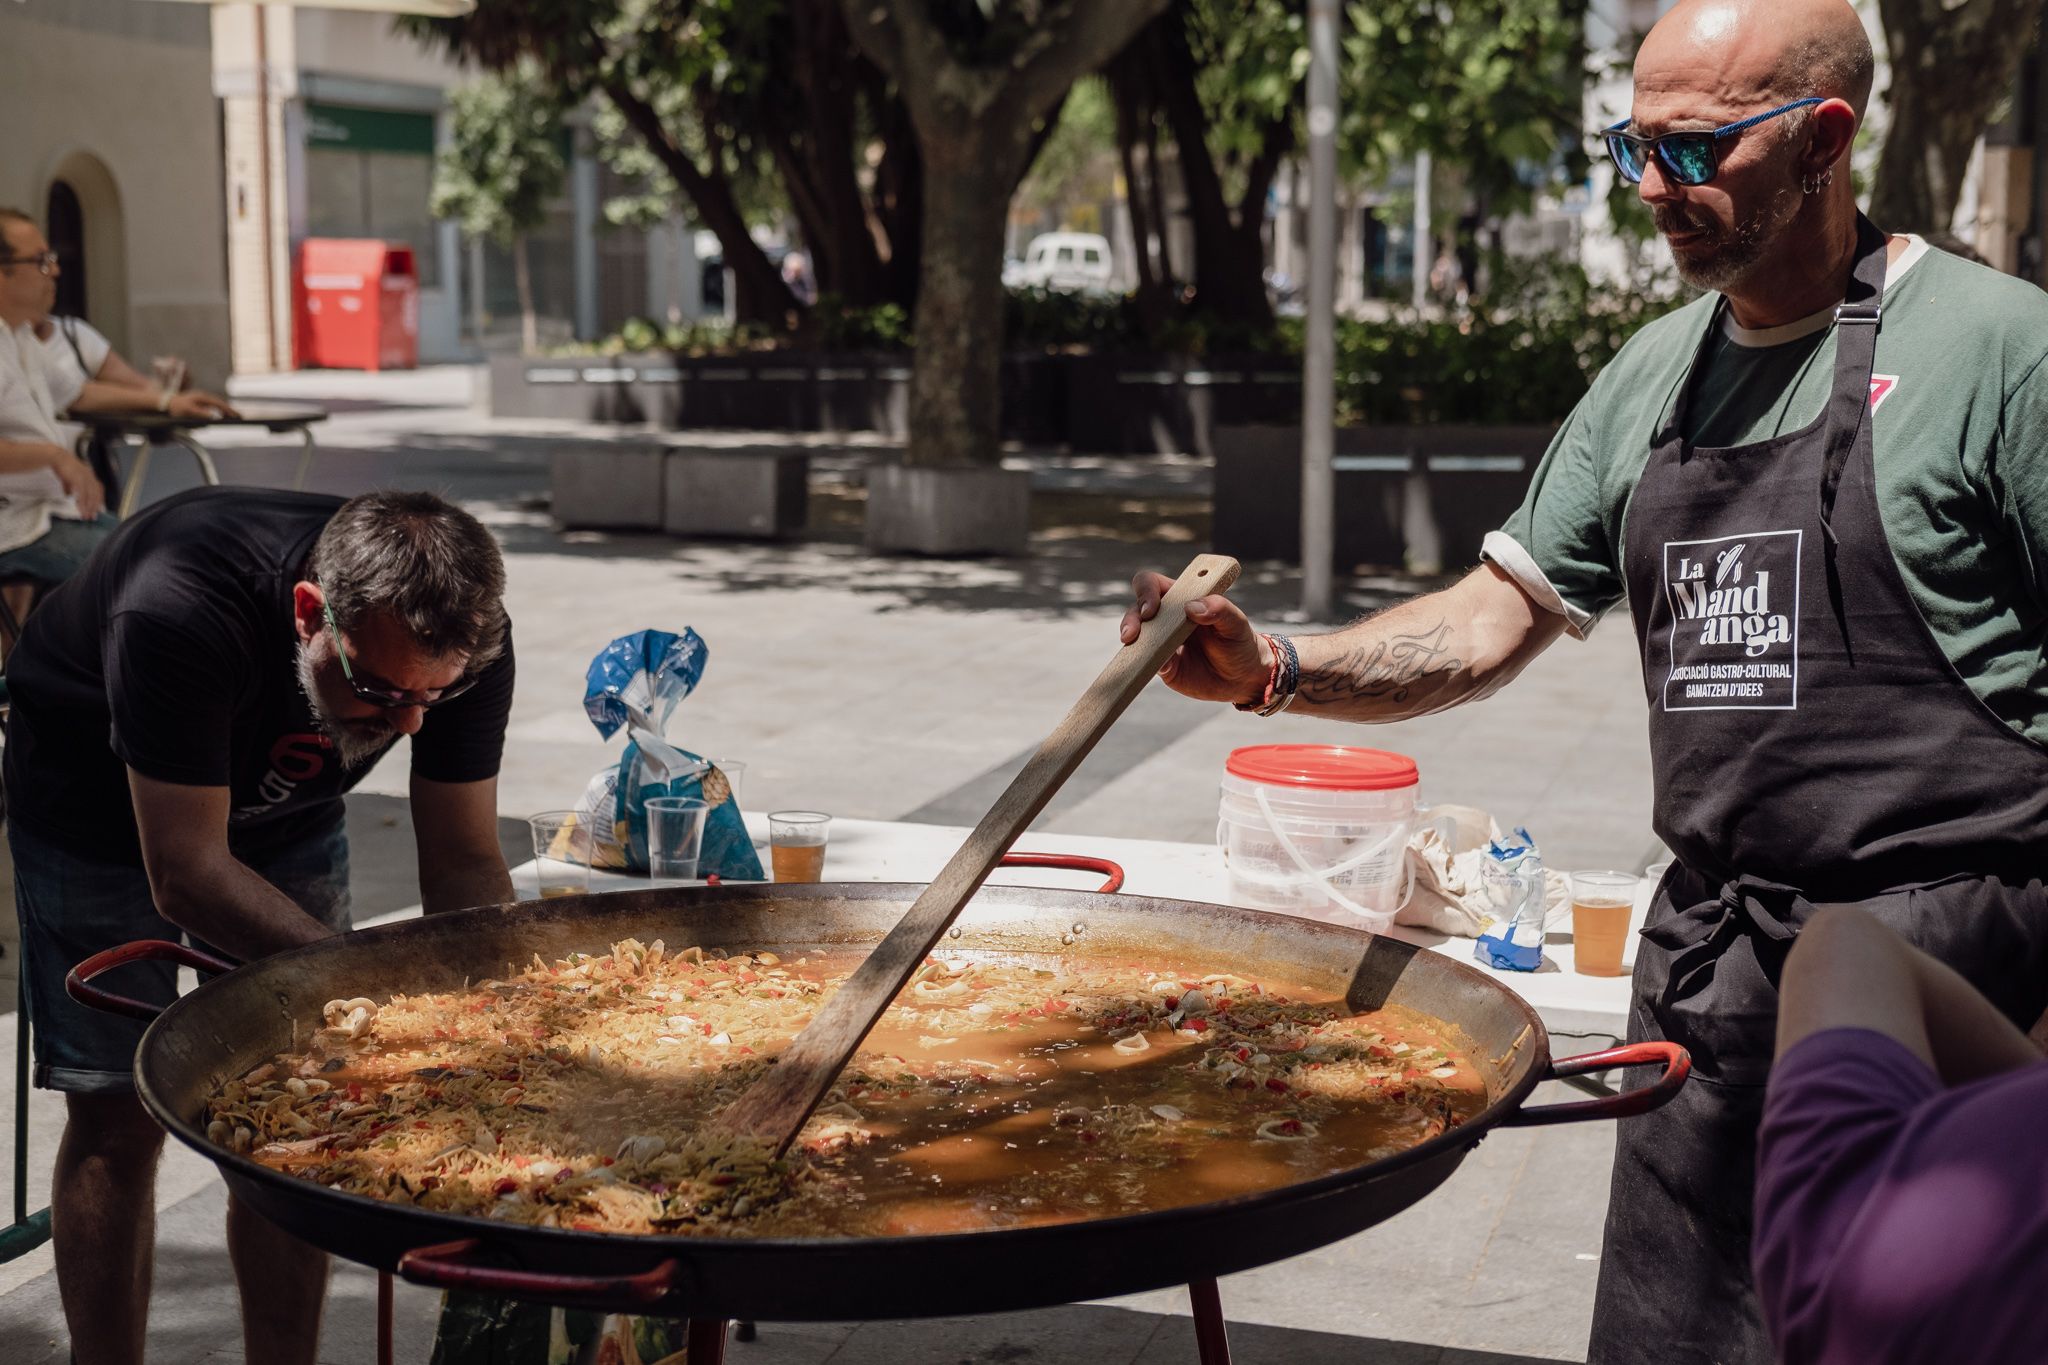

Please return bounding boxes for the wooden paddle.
[705,553,1243,1153]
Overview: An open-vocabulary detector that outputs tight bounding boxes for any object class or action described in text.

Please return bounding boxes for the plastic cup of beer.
[529,811,593,900]
[646,796,710,884]
[769,811,831,883]
[1570,871,1638,977]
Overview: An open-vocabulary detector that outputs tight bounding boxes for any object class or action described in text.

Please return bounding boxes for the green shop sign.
[305,103,435,157]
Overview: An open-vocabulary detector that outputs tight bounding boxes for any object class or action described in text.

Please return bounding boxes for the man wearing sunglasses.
[3,485,517,1365]
[1123,0,2048,1361]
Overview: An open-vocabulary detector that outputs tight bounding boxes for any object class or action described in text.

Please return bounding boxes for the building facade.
[214,7,704,372]
[0,0,234,385]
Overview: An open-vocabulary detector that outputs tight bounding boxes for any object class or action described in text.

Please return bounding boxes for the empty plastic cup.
[707,760,746,806]
[529,811,593,899]
[645,796,710,883]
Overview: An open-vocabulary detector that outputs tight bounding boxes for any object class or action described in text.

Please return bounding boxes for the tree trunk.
[771,0,895,306]
[841,0,1170,470]
[1143,114,1175,286]
[906,128,1019,466]
[1145,11,1279,330]
[1871,0,2048,233]
[1114,89,1158,298]
[870,84,925,309]
[600,77,798,325]
[513,232,538,354]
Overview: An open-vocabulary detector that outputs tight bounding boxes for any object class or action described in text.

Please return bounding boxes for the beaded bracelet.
[1234,633,1300,716]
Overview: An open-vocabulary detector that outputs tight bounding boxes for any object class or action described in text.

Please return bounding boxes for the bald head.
[1639,0,1873,124]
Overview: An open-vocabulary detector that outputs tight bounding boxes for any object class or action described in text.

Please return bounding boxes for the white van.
[1012,232,1114,292]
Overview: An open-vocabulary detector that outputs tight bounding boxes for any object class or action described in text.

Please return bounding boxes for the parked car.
[1011,232,1114,293]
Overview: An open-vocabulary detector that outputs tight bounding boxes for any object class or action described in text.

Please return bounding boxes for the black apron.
[1589,217,2048,1364]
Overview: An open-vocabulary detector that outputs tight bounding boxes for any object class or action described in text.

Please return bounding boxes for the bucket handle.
[1250,786,1416,924]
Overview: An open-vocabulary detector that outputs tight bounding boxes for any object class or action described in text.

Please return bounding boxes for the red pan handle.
[999,852,1125,894]
[397,1237,680,1306]
[1498,1041,1691,1128]
[66,939,239,1022]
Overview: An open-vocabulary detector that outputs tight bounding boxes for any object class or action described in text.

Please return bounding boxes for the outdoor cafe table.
[499,813,1641,1048]
[76,400,329,517]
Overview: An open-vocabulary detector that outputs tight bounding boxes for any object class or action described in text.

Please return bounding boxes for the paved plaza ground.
[0,367,1659,1363]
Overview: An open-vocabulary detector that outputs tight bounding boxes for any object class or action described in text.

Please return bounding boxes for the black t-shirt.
[3,487,516,865]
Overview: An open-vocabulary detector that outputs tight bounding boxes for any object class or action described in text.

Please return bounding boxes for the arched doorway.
[45,180,86,319]
[42,151,126,354]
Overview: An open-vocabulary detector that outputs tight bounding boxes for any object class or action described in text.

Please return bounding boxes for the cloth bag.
[1396,804,1569,937]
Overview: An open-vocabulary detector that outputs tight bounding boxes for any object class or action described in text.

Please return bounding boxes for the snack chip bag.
[573,629,764,881]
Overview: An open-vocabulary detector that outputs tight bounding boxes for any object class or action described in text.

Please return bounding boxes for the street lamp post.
[1301,0,1339,622]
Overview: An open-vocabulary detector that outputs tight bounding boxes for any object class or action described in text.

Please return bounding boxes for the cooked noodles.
[205,939,1484,1237]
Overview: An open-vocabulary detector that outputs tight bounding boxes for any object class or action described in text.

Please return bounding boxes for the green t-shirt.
[1489,238,2048,744]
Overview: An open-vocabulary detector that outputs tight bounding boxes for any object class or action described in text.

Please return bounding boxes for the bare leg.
[227,1191,330,1364]
[1,581,34,653]
[53,1091,165,1365]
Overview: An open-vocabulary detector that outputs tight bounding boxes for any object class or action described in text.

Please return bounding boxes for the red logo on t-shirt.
[233,731,335,820]
[269,733,333,782]
[1869,375,1899,411]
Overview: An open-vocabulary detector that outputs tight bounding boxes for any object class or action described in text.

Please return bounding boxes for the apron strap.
[1641,873,1815,1004]
[1816,214,1892,552]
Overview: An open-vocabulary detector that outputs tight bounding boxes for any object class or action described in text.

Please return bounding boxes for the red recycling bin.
[294,239,419,371]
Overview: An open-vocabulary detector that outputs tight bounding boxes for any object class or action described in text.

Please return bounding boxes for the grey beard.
[1665,180,1802,293]
[295,642,398,770]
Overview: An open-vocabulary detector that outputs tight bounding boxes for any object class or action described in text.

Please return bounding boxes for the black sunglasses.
[1600,97,1822,187]
[322,600,479,709]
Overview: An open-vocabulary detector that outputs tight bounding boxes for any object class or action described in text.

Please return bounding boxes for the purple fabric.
[1755,1027,2048,1365]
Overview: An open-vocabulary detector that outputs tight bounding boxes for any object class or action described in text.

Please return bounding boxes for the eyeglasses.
[0,251,58,275]
[322,599,480,709]
[1600,97,1822,187]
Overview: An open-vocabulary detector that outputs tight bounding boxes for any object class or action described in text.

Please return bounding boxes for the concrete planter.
[1212,423,1557,574]
[864,465,1031,557]
[664,448,810,539]
[1065,353,1300,456]
[549,445,669,531]
[491,350,1304,453]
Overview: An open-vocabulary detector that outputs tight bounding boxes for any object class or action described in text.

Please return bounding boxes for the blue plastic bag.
[573,629,764,881]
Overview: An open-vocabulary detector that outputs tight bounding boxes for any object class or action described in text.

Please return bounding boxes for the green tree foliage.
[1013,77,1120,225]
[1339,0,1590,216]
[430,64,566,246]
[409,0,861,322]
[430,65,568,351]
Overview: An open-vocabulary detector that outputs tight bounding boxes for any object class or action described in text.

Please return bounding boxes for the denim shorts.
[0,512,119,583]
[11,817,351,1093]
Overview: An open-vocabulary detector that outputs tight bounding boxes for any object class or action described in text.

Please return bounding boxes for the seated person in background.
[1755,905,2048,1365]
[38,307,237,423]
[0,209,112,589]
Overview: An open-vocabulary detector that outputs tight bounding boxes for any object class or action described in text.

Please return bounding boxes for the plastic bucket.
[1218,745,1420,932]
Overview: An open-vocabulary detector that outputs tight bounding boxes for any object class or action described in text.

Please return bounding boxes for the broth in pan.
[205,939,1487,1237]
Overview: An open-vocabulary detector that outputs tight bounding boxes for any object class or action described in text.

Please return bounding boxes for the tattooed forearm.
[1297,619,1465,709]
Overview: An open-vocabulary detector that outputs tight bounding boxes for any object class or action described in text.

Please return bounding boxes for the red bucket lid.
[1225,744,1419,792]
